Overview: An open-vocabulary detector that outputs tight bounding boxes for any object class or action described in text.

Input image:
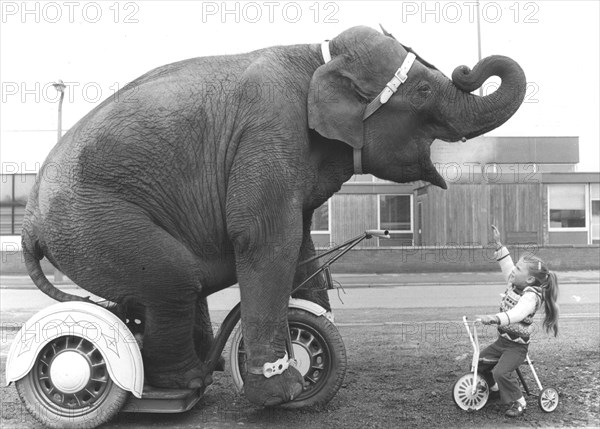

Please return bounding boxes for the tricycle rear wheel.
[229,308,347,409]
[539,387,559,412]
[15,335,128,428]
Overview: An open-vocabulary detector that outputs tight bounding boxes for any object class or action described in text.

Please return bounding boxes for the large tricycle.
[6,229,389,428]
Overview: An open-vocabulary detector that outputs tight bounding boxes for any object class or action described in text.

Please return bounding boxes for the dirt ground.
[2,304,599,428]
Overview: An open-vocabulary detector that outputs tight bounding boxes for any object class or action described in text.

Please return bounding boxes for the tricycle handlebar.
[462,315,480,359]
[365,229,390,239]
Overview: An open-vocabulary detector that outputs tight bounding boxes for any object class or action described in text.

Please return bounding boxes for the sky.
[1,0,599,172]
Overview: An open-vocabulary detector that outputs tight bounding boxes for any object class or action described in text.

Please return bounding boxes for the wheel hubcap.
[292,343,312,376]
[50,351,91,393]
[289,325,327,387]
[33,336,112,414]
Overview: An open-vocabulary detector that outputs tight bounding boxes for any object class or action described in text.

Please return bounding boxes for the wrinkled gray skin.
[22,26,526,406]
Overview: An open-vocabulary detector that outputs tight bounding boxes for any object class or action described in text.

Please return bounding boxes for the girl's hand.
[476,315,499,325]
[491,225,502,248]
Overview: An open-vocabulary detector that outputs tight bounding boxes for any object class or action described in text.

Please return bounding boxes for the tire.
[452,372,489,411]
[15,335,129,428]
[229,308,347,409]
[538,387,559,412]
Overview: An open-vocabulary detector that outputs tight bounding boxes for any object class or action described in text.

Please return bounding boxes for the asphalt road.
[2,276,598,361]
[1,277,598,321]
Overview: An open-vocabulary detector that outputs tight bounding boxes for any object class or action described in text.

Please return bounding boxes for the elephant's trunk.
[438,55,526,141]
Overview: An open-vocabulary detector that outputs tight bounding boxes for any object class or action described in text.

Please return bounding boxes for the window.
[1,174,36,235]
[311,200,330,233]
[592,201,600,244]
[592,184,600,244]
[378,194,413,246]
[548,184,586,229]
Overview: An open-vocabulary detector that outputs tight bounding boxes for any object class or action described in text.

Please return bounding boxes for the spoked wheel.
[230,309,347,409]
[452,372,489,411]
[539,387,559,412]
[15,335,128,429]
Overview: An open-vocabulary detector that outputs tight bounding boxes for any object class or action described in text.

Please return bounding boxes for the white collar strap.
[363,52,417,120]
[321,40,331,64]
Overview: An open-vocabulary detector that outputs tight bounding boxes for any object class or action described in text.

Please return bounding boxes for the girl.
[476,225,559,417]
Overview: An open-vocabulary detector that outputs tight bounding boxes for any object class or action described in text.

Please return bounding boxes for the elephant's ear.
[308,55,367,150]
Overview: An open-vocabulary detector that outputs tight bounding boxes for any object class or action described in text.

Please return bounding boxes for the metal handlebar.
[463,316,482,395]
[292,229,389,295]
[462,316,482,349]
[365,229,390,239]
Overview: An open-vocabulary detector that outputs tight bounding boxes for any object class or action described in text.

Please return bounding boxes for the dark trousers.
[478,336,528,404]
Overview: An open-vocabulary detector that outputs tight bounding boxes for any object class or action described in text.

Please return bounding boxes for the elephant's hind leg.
[143,301,213,389]
[56,208,212,390]
[124,227,212,389]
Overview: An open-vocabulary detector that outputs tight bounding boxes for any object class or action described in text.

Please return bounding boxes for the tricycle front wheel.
[229,308,347,409]
[452,372,489,411]
[15,335,129,429]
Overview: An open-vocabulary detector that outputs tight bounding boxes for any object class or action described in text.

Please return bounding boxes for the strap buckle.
[380,52,416,104]
[248,353,297,378]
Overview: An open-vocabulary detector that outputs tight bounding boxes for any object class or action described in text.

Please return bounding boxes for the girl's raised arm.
[492,225,514,281]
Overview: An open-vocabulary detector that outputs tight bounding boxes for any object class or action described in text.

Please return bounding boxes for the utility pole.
[476,0,483,96]
[51,80,66,283]
[53,80,66,142]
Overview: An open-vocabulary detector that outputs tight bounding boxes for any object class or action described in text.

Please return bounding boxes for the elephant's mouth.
[414,139,447,190]
[389,141,446,189]
[420,155,447,189]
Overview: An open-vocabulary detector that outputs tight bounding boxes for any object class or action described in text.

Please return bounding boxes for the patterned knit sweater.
[494,247,543,344]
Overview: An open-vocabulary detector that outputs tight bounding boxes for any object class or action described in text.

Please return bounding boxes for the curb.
[1,278,597,290]
[1,280,596,290]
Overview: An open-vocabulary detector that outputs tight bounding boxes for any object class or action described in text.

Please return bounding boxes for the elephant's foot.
[214,356,226,372]
[244,367,304,406]
[144,359,213,390]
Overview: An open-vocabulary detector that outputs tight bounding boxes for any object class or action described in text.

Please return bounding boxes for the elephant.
[21,25,526,406]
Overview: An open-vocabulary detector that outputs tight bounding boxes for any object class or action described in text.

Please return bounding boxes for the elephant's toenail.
[188,378,204,389]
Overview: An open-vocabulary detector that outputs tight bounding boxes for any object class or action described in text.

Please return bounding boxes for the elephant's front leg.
[229,206,305,406]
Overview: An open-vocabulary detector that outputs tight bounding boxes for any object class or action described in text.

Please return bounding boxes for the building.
[1,136,599,273]
[307,136,599,272]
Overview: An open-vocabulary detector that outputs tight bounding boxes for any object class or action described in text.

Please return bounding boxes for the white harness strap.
[381,53,416,103]
[363,52,417,119]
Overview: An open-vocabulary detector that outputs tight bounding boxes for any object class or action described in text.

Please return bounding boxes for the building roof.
[430,136,579,164]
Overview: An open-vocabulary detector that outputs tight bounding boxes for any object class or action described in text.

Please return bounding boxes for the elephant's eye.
[418,83,431,94]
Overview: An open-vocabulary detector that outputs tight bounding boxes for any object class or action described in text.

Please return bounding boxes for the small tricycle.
[452,316,559,413]
[5,229,389,428]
